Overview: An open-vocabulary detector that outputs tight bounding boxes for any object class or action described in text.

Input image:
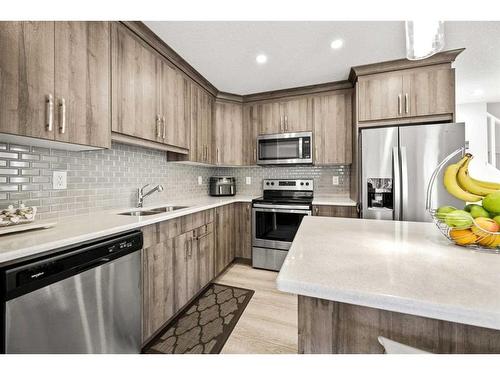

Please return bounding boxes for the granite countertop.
[312,195,357,206]
[277,216,500,331]
[0,195,257,266]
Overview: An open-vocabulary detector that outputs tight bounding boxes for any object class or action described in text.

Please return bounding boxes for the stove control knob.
[266,182,270,186]
[300,182,304,186]
[305,182,309,186]
[271,182,275,186]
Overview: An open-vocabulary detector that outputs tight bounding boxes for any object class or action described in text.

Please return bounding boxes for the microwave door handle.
[299,137,303,159]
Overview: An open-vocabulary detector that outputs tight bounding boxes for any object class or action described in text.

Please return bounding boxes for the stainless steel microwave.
[256,131,313,165]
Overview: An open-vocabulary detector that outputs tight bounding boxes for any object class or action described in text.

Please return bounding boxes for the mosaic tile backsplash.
[0,141,350,220]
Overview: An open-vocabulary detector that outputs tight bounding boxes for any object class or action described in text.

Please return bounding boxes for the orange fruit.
[449,229,478,245]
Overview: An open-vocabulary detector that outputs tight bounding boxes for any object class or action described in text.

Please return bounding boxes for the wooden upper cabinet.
[280,97,313,133]
[0,21,111,148]
[54,22,111,148]
[112,22,158,142]
[0,22,55,140]
[357,65,455,124]
[189,83,214,163]
[256,101,281,135]
[242,104,258,165]
[405,67,455,118]
[313,91,352,165]
[214,100,243,165]
[358,72,403,122]
[159,61,190,149]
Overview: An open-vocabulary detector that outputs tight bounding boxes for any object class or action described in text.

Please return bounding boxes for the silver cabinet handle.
[404,93,409,114]
[398,94,402,115]
[156,115,161,138]
[284,115,288,131]
[46,94,54,132]
[184,238,188,260]
[162,116,166,139]
[253,147,256,163]
[205,145,208,162]
[58,98,66,134]
[314,206,319,215]
[280,115,283,132]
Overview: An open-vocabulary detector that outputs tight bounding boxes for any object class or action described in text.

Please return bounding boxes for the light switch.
[53,171,67,190]
[246,177,251,185]
[198,176,203,185]
[332,176,339,186]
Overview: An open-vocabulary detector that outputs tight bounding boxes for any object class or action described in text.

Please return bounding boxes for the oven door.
[257,132,312,165]
[252,206,312,250]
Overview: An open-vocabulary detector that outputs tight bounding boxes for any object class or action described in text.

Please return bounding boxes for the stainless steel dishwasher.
[1,230,143,354]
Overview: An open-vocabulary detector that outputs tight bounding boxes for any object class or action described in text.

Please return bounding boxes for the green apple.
[469,205,491,219]
[436,205,457,220]
[445,210,473,229]
[494,216,500,227]
[464,204,481,213]
[482,192,500,214]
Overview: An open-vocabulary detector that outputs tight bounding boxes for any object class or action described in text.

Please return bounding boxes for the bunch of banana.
[444,153,500,202]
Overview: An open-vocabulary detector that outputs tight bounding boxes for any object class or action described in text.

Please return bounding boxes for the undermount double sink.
[118,206,189,216]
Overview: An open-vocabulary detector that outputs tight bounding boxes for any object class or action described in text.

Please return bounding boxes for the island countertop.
[276,216,500,331]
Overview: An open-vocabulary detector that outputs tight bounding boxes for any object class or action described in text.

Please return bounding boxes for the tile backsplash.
[216,165,350,196]
[0,142,213,220]
[0,141,350,220]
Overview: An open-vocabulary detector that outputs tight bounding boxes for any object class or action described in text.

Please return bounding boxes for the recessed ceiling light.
[256,54,268,64]
[472,89,484,97]
[330,39,344,49]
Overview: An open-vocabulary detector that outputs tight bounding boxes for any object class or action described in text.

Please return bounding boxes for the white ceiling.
[145,21,500,104]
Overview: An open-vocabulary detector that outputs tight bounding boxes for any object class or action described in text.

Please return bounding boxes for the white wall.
[456,102,500,182]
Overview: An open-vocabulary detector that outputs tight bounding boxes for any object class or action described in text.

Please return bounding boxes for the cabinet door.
[173,231,192,311]
[313,92,352,165]
[214,101,243,165]
[280,97,313,133]
[54,22,111,148]
[235,203,252,260]
[186,230,199,301]
[111,23,158,142]
[215,204,235,275]
[357,73,403,122]
[313,205,358,218]
[190,83,214,163]
[142,241,175,341]
[242,104,258,165]
[404,68,455,118]
[257,101,282,135]
[0,22,55,140]
[160,62,190,149]
[197,223,215,289]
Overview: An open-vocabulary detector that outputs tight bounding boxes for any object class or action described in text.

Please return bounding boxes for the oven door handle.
[253,203,312,210]
[253,207,312,215]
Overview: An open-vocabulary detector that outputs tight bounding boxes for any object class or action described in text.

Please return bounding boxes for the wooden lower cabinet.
[215,204,236,274]
[313,205,358,218]
[298,295,500,354]
[141,209,215,343]
[235,202,252,260]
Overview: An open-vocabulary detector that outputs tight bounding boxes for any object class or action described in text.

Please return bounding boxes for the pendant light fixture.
[405,21,445,60]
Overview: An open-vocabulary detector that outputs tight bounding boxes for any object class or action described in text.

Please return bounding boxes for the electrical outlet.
[198,176,203,185]
[246,177,251,185]
[53,171,67,190]
[332,176,339,186]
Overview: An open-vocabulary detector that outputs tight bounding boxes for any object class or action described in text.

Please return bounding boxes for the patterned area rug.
[144,283,254,354]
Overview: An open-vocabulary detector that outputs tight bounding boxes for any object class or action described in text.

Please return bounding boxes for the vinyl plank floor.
[215,262,298,354]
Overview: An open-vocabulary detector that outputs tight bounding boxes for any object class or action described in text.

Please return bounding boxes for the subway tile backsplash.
[0,141,350,220]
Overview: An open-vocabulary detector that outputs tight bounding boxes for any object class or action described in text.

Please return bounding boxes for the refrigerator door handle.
[400,146,409,220]
[393,147,401,221]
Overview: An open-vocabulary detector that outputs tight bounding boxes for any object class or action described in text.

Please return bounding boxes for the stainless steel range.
[252,179,313,271]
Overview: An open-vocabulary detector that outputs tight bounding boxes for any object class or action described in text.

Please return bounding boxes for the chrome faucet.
[137,184,164,208]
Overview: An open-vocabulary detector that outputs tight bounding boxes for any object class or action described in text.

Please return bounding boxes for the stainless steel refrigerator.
[360,123,465,222]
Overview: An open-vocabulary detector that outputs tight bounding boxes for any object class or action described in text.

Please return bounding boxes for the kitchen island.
[276,216,500,354]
